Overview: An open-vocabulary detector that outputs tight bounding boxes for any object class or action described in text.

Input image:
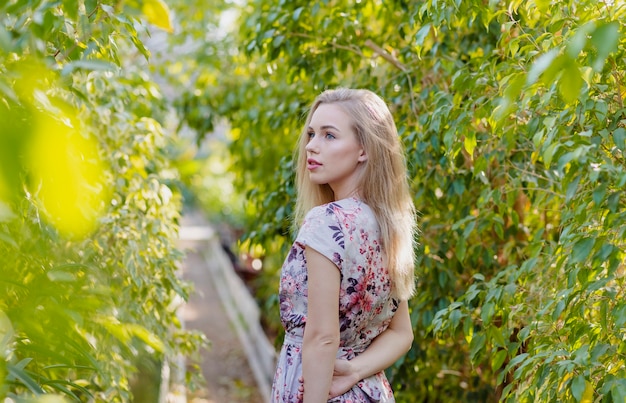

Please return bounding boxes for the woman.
[271,88,417,402]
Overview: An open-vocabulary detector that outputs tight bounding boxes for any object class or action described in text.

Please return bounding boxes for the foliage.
[0,0,206,400]
[174,0,626,401]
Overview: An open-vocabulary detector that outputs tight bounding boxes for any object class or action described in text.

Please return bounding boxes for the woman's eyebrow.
[308,124,341,132]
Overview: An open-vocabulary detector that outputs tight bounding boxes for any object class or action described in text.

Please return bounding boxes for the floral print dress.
[271,197,399,402]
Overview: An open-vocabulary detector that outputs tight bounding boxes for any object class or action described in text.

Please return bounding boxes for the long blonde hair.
[294,88,417,299]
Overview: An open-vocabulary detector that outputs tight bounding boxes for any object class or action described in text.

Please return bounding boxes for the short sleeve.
[295,204,345,270]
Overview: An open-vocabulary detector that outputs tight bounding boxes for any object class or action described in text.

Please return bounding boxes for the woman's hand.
[328,300,414,399]
[329,358,359,398]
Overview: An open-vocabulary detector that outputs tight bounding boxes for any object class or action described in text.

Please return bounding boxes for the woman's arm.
[302,246,341,403]
[329,300,413,398]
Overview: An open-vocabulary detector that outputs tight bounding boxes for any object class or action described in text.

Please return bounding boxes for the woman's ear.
[358,149,367,162]
[358,148,368,162]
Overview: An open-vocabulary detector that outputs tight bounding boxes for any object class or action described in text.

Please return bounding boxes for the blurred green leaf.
[141,0,173,32]
[464,132,476,158]
[7,359,44,394]
[61,60,117,75]
[590,21,620,71]
[566,22,594,58]
[527,49,559,85]
[558,61,583,104]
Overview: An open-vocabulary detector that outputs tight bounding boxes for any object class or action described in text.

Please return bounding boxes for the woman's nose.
[305,136,318,152]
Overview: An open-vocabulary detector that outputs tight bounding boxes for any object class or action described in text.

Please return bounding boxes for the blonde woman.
[271,88,417,402]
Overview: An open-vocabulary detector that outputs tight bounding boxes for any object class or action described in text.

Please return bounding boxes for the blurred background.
[1,0,625,402]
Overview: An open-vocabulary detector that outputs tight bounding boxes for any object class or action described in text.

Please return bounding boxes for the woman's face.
[305,103,367,199]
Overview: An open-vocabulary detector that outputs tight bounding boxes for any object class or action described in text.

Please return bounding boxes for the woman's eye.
[307,131,315,139]
[325,132,335,139]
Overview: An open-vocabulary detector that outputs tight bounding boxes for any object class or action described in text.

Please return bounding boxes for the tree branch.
[363,39,406,72]
[363,39,418,119]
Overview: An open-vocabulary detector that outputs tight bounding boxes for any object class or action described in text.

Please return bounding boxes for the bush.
[0,0,206,400]
[174,0,626,401]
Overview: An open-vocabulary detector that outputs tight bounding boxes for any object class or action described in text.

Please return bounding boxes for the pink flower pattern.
[271,197,399,402]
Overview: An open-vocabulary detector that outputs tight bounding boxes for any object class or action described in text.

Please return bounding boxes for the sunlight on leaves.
[0,200,14,223]
[27,113,108,239]
[0,310,13,354]
[101,317,165,353]
[558,62,583,104]
[527,48,559,85]
[463,132,477,158]
[29,396,70,403]
[142,0,174,33]
[0,178,7,205]
[590,21,620,72]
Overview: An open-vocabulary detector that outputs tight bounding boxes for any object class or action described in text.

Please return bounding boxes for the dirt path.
[179,214,267,403]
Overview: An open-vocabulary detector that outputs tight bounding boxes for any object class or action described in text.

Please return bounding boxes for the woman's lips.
[307,158,322,170]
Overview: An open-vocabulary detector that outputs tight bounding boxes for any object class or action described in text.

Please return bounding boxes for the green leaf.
[0,230,17,247]
[62,0,79,20]
[558,61,583,104]
[469,332,486,362]
[141,0,173,33]
[61,60,117,75]
[592,182,607,205]
[590,343,610,364]
[567,22,594,58]
[0,24,12,53]
[415,24,431,46]
[490,326,507,348]
[462,220,476,238]
[125,323,165,353]
[272,35,285,48]
[565,175,582,202]
[590,21,620,71]
[438,270,448,288]
[455,236,466,261]
[505,353,529,371]
[541,54,567,86]
[527,48,559,85]
[518,327,530,343]
[503,73,526,102]
[0,80,18,103]
[47,270,77,282]
[263,28,276,39]
[492,349,507,372]
[487,218,501,242]
[520,257,537,273]
[0,310,13,352]
[614,305,626,328]
[292,7,304,20]
[8,359,44,394]
[42,379,82,400]
[481,301,495,325]
[473,273,485,282]
[571,374,586,402]
[543,142,560,167]
[596,243,614,262]
[571,238,595,263]
[552,299,565,321]
[594,100,609,121]
[613,128,626,151]
[449,308,462,331]
[130,33,152,60]
[464,132,477,158]
[452,178,465,196]
[607,191,620,212]
[611,379,626,403]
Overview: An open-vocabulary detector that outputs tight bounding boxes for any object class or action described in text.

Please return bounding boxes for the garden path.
[178,210,270,403]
